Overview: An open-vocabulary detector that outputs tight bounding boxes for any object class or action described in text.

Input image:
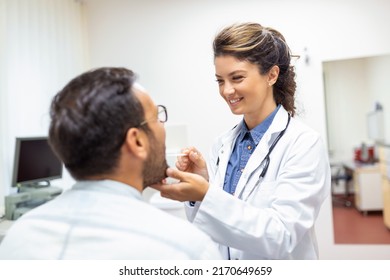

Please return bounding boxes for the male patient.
[0,67,221,259]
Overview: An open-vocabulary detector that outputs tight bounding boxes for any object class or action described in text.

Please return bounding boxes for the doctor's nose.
[221,83,235,96]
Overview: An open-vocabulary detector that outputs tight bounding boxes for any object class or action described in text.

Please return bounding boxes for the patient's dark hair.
[49,67,146,180]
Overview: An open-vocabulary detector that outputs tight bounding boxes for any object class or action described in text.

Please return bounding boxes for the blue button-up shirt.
[223,105,280,195]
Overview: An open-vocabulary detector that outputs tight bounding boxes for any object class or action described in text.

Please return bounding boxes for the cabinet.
[378,145,390,229]
[344,162,382,214]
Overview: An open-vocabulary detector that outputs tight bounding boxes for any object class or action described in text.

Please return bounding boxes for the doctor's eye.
[215,79,224,85]
[232,75,244,82]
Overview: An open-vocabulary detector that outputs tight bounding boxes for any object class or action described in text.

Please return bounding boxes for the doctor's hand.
[176,147,209,181]
[152,168,209,202]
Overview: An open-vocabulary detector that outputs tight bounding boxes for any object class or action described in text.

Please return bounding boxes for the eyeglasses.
[138,105,168,126]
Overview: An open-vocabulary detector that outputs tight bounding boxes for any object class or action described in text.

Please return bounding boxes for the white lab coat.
[185,106,331,259]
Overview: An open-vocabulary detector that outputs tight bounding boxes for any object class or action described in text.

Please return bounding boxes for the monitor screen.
[11,137,63,187]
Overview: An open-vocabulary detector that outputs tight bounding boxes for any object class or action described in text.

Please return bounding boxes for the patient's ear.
[124,128,148,160]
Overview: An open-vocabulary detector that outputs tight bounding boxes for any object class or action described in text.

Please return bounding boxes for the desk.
[343,161,382,215]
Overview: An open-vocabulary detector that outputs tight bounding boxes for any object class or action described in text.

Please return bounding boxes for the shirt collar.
[72,179,142,200]
[237,104,281,145]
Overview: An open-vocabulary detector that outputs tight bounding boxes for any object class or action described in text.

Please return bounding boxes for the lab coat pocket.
[248,181,277,207]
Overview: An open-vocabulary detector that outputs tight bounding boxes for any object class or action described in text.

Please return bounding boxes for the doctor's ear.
[123,127,148,159]
[268,65,280,86]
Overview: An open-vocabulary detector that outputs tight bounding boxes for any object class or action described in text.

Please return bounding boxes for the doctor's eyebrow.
[215,70,247,78]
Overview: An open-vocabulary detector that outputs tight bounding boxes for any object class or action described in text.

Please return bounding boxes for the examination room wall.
[0,0,5,214]
[0,1,89,209]
[83,0,390,259]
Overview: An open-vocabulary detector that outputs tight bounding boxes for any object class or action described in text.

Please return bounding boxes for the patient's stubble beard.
[142,134,168,188]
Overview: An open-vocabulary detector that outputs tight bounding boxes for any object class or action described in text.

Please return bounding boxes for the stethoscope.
[235,113,291,201]
[225,114,291,260]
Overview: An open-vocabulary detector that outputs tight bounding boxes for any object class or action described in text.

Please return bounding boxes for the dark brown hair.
[213,22,296,116]
[49,67,147,179]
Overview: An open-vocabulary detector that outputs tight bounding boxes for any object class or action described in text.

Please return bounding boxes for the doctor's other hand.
[152,167,209,202]
[176,147,209,181]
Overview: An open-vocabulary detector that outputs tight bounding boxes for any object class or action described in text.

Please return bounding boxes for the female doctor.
[154,22,331,259]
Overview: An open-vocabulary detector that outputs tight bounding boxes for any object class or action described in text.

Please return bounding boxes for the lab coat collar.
[267,105,290,137]
[220,106,290,147]
[237,104,281,146]
[231,106,290,198]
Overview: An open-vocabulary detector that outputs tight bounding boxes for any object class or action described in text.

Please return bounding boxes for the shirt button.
[240,169,244,173]
[247,145,252,150]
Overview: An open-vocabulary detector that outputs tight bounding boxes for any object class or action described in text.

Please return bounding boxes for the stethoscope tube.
[237,114,291,201]
[260,114,291,178]
[227,114,291,260]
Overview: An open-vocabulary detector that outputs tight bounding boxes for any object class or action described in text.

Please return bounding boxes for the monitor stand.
[17,180,52,193]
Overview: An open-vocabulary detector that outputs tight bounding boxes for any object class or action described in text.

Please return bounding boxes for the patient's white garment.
[0,180,221,259]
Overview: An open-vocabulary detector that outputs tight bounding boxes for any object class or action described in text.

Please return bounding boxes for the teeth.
[229,98,241,104]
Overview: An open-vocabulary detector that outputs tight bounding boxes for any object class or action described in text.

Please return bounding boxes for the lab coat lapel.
[214,124,242,190]
[233,107,289,198]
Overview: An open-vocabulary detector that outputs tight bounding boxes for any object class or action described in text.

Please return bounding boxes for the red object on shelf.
[368,146,375,162]
[354,145,376,163]
[354,148,362,162]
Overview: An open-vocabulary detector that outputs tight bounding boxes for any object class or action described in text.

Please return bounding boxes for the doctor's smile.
[228,97,243,105]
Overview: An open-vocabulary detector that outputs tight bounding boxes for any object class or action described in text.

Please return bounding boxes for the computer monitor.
[11,136,63,188]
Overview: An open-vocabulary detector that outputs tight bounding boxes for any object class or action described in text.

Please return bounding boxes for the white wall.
[324,58,371,162]
[367,55,390,142]
[83,0,390,259]
[0,0,89,213]
[84,0,334,154]
[0,0,6,216]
